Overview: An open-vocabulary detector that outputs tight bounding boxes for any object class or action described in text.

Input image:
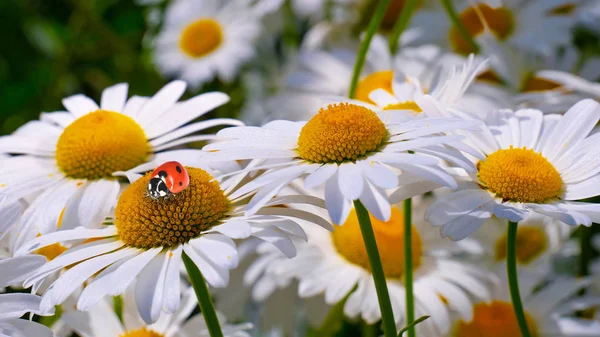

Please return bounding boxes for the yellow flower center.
[494,226,548,264]
[297,103,388,164]
[120,328,164,337]
[36,243,68,261]
[355,71,394,104]
[115,167,230,249]
[477,147,563,203]
[453,301,539,337]
[384,101,422,113]
[332,207,422,279]
[55,110,149,180]
[179,19,223,58]
[450,4,514,55]
[520,75,562,92]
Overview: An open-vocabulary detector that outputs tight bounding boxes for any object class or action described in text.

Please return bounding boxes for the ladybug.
[147,161,190,200]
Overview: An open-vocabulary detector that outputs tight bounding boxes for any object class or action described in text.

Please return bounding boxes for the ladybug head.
[147,177,170,200]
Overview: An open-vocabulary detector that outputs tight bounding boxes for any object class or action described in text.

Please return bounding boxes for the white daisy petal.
[150,119,243,147]
[492,203,528,222]
[138,80,187,129]
[0,293,48,318]
[163,245,183,314]
[183,245,229,288]
[358,180,391,222]
[0,255,46,288]
[15,226,118,256]
[62,94,100,118]
[304,164,338,189]
[191,234,238,269]
[325,171,352,225]
[251,227,296,258]
[135,252,169,324]
[78,179,120,228]
[100,83,128,112]
[0,200,22,241]
[209,219,252,239]
[426,189,494,227]
[338,164,364,201]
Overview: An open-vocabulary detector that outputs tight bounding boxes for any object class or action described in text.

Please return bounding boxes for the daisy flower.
[15,163,330,324]
[205,100,481,224]
[451,272,600,336]
[0,81,240,250]
[0,293,53,337]
[426,99,600,240]
[153,0,282,89]
[62,287,252,337]
[410,0,586,56]
[244,200,494,336]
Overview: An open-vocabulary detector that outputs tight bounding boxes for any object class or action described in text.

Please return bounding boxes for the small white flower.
[0,81,240,250]
[16,165,329,324]
[205,101,481,225]
[153,0,282,88]
[427,99,600,240]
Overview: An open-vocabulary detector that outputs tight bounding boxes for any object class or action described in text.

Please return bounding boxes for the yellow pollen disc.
[477,147,563,203]
[450,4,514,55]
[355,71,394,104]
[453,301,539,337]
[36,242,68,261]
[120,328,164,337]
[332,207,422,278]
[115,167,229,249]
[521,75,562,92]
[55,110,149,180]
[495,226,548,264]
[179,19,223,58]
[384,101,422,113]
[297,103,388,164]
[476,70,504,85]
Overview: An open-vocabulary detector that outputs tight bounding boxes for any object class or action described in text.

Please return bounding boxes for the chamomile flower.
[153,0,282,89]
[410,0,585,56]
[16,164,329,324]
[364,53,507,120]
[245,200,494,336]
[0,293,53,337]
[0,81,240,250]
[205,101,481,224]
[426,99,600,240]
[451,272,600,337]
[62,287,252,337]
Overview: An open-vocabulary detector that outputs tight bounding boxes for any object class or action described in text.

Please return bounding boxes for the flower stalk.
[507,221,532,337]
[440,0,480,53]
[183,252,224,337]
[354,200,397,337]
[348,0,392,99]
[403,198,415,337]
[388,0,419,54]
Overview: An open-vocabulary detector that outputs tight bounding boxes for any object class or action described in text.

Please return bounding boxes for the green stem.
[388,0,419,54]
[403,198,415,337]
[353,200,397,337]
[348,0,392,99]
[579,226,592,277]
[440,0,480,54]
[506,221,532,337]
[183,252,224,337]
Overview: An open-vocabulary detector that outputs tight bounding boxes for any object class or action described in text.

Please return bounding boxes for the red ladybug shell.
[151,161,190,194]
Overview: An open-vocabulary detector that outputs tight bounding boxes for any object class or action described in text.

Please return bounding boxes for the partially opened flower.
[16,164,329,323]
[62,287,252,337]
[205,101,481,224]
[245,200,494,336]
[153,0,281,88]
[452,273,600,337]
[0,81,239,249]
[0,293,53,337]
[427,99,600,240]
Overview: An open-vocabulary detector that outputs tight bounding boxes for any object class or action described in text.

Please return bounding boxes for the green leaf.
[397,315,430,337]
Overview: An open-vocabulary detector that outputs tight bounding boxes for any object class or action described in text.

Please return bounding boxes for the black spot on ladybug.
[179,182,183,186]
[176,166,182,173]
[157,170,168,178]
